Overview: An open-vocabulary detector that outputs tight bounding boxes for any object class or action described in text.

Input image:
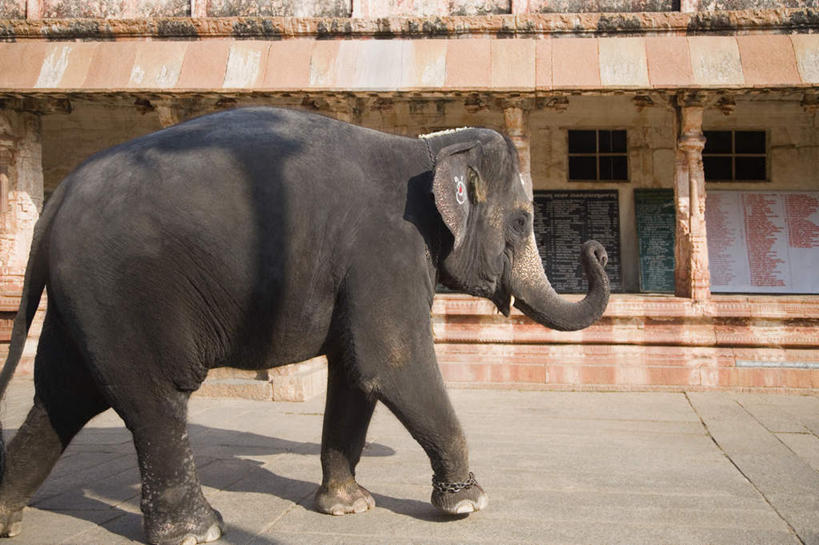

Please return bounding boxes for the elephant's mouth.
[489,251,513,317]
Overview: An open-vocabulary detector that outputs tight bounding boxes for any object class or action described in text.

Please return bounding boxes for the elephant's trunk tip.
[510,237,611,332]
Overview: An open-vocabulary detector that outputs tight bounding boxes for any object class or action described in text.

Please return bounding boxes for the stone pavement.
[0,379,817,545]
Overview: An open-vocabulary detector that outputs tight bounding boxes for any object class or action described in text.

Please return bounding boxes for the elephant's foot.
[431,472,488,515]
[144,505,224,545]
[0,507,23,538]
[314,480,375,516]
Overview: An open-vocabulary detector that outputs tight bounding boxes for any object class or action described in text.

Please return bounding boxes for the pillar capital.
[499,96,534,112]
[678,134,706,154]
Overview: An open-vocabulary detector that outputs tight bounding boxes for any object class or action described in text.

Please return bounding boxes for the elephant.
[0,107,610,545]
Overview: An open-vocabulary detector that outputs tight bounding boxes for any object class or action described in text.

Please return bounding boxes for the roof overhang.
[1,33,817,96]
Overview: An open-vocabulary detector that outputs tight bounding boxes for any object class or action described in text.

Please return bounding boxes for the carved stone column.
[0,111,43,294]
[502,99,533,200]
[0,110,45,373]
[674,99,711,302]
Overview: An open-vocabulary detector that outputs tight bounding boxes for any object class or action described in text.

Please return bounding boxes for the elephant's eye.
[509,211,530,238]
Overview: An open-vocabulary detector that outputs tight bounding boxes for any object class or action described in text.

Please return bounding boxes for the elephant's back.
[44,107,386,369]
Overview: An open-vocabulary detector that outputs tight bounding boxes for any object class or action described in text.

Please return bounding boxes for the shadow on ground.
[19,423,406,544]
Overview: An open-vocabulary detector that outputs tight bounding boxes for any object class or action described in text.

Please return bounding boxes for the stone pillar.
[503,99,533,200]
[673,100,711,302]
[1,111,43,294]
[0,110,44,373]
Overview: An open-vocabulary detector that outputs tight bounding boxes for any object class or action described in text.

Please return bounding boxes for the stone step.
[197,357,328,402]
[196,378,274,401]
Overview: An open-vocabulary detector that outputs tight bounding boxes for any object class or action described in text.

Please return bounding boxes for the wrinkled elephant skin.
[0,108,609,545]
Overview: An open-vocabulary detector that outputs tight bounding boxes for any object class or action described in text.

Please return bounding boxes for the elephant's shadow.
[20,421,439,544]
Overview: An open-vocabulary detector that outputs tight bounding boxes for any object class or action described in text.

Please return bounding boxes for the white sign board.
[706,191,819,293]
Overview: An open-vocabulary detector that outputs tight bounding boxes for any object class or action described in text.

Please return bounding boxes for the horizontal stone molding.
[0,33,817,95]
[432,293,819,320]
[436,343,819,391]
[0,9,818,40]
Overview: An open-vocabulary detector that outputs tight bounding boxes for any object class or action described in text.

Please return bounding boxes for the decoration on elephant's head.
[454,176,467,205]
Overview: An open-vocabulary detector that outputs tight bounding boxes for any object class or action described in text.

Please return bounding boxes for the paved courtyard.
[0,379,817,544]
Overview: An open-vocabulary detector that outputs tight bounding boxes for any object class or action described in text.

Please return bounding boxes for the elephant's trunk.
[510,236,610,332]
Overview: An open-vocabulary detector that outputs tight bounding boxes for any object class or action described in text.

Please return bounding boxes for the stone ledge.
[433,293,819,320]
[1,9,817,40]
[437,343,819,390]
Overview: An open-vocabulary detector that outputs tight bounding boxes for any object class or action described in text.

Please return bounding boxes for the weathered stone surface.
[533,0,676,11]
[552,37,600,89]
[792,34,819,85]
[699,0,818,9]
[598,36,649,88]
[0,0,24,18]
[207,0,351,17]
[689,36,744,87]
[354,0,510,17]
[0,8,816,39]
[41,0,190,18]
[223,40,269,88]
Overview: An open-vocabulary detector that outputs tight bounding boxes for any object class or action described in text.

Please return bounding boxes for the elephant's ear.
[432,141,486,249]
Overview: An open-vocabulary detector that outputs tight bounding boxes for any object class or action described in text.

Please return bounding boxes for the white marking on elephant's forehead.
[418,127,474,139]
[454,176,466,204]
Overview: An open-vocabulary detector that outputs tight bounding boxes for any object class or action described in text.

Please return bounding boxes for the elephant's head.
[430,131,610,331]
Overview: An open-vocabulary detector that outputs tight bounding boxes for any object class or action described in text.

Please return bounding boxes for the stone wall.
[35,93,819,297]
[2,0,817,18]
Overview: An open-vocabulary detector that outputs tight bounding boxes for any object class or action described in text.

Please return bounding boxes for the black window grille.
[568,129,628,182]
[703,130,767,182]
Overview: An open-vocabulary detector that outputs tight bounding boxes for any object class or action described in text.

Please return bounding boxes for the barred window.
[703,130,767,182]
[568,129,628,182]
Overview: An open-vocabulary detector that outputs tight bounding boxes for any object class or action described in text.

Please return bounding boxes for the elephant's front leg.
[339,260,487,515]
[314,356,377,515]
[374,337,488,515]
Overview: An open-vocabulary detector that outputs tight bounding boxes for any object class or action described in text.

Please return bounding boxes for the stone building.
[0,0,818,396]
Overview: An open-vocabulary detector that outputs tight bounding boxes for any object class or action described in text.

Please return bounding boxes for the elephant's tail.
[0,184,61,482]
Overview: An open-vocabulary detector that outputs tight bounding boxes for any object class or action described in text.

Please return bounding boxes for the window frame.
[567,129,630,183]
[702,129,768,183]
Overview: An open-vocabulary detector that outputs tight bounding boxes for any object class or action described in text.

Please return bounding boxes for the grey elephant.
[0,107,609,545]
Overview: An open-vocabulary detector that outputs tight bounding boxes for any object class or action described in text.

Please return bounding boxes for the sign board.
[706,191,819,293]
[634,189,676,293]
[532,190,622,293]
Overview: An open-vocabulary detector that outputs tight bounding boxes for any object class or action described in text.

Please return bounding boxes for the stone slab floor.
[0,379,817,545]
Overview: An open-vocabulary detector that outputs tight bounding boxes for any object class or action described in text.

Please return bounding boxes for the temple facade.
[1,0,818,396]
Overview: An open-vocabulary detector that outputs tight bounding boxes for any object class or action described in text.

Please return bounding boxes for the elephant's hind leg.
[0,308,110,538]
[106,380,222,545]
[315,355,377,515]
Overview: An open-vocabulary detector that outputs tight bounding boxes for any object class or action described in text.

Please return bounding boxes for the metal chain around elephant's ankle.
[432,472,477,494]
